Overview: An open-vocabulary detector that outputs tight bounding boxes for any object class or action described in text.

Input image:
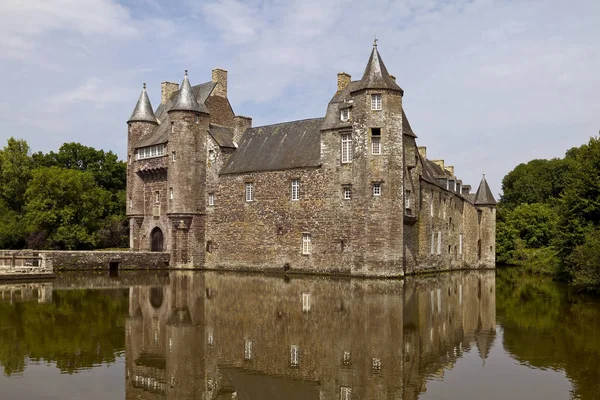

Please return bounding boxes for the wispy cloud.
[47,78,135,112]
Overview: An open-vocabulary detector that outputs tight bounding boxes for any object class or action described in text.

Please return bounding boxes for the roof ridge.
[251,117,323,130]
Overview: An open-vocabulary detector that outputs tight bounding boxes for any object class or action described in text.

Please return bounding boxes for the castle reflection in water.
[125,270,495,399]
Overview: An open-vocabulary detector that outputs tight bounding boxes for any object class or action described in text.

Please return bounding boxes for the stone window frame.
[245,182,254,202]
[341,133,353,164]
[169,187,173,200]
[340,386,352,400]
[290,345,300,367]
[373,182,382,196]
[244,340,253,361]
[155,190,160,203]
[302,232,311,255]
[137,144,164,160]
[291,179,300,201]
[302,292,311,312]
[405,189,411,209]
[340,108,350,122]
[371,94,382,111]
[371,128,382,155]
[208,192,215,206]
[342,184,352,200]
[171,151,177,163]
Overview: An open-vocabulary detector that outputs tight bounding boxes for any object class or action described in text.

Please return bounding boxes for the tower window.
[341,134,352,163]
[137,144,164,160]
[209,149,215,162]
[437,231,442,255]
[208,192,214,206]
[155,191,160,203]
[291,179,300,201]
[171,122,174,133]
[302,293,311,312]
[373,183,381,196]
[172,151,177,162]
[371,128,381,155]
[405,190,411,208]
[290,345,300,367]
[169,187,173,200]
[302,233,311,255]
[245,183,254,202]
[340,108,350,122]
[340,387,352,400]
[244,340,253,360]
[343,186,352,200]
[371,94,382,110]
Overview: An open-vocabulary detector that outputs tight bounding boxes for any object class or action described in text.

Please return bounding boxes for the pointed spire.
[127,83,158,124]
[352,42,403,94]
[169,70,208,114]
[474,174,497,206]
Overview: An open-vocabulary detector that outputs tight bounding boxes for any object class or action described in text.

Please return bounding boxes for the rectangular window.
[373,183,381,196]
[437,231,442,255]
[208,149,215,162]
[171,122,174,133]
[245,183,254,202]
[172,151,176,162]
[291,179,300,201]
[137,144,165,160]
[343,186,351,200]
[290,345,300,367]
[459,233,463,255]
[430,192,434,217]
[208,192,214,206]
[371,94,382,110]
[430,232,435,255]
[302,233,311,255]
[371,128,381,155]
[405,190,411,208]
[155,191,160,203]
[302,293,311,312]
[340,108,350,122]
[169,187,173,200]
[340,387,352,400]
[244,340,253,360]
[341,134,352,163]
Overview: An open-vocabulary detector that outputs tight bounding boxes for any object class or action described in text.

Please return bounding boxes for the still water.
[0,269,598,399]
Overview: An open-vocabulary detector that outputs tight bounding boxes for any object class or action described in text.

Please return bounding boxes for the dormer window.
[371,94,382,111]
[137,144,165,160]
[340,108,350,122]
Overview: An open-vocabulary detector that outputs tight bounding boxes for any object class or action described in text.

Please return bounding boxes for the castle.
[126,43,496,277]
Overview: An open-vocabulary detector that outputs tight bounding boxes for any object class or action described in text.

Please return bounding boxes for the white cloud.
[47,78,135,112]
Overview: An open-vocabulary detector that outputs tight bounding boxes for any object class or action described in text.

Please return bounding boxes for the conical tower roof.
[127,83,158,124]
[169,70,208,114]
[474,175,497,206]
[352,42,403,94]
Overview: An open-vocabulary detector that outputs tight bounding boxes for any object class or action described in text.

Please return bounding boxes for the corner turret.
[352,41,403,94]
[474,175,497,206]
[128,83,158,124]
[169,70,209,115]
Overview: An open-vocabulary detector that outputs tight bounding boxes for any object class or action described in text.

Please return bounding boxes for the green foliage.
[568,228,600,293]
[0,138,32,213]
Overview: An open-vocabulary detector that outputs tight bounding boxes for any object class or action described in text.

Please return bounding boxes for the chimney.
[445,165,455,176]
[432,159,445,170]
[212,68,228,98]
[462,185,471,196]
[390,75,396,82]
[161,81,179,104]
[233,115,252,146]
[337,72,351,91]
[418,146,427,160]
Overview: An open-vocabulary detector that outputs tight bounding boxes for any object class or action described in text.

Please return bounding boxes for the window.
[206,241,213,253]
[340,387,352,400]
[405,190,411,208]
[155,191,160,203]
[208,192,214,206]
[171,122,174,133]
[373,183,381,196]
[371,128,381,155]
[371,94,382,110]
[430,232,435,255]
[169,187,173,200]
[172,151,177,162]
[291,179,300,201]
[437,231,442,255]
[430,192,434,217]
[137,144,165,160]
[343,351,351,366]
[343,186,352,200]
[302,293,311,312]
[341,134,352,163]
[244,340,253,361]
[302,233,311,255]
[340,108,350,122]
[129,198,132,210]
[196,115,199,124]
[245,183,254,202]
[209,150,215,162]
[459,233,463,255]
[372,358,382,372]
[290,345,300,367]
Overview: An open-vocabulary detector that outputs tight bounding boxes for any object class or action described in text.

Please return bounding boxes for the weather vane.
[374,36,378,47]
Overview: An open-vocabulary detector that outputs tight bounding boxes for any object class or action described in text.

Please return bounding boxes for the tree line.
[0,138,128,250]
[497,135,600,293]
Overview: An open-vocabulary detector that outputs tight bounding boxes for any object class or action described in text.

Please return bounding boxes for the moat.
[1,268,599,399]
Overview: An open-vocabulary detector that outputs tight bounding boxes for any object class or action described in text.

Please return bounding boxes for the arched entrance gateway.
[150,227,164,252]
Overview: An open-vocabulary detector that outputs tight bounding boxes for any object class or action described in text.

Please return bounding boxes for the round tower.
[127,83,159,249]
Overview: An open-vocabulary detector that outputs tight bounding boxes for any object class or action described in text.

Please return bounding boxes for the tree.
[0,137,32,213]
[24,167,110,249]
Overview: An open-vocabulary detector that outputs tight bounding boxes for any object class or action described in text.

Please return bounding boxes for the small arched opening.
[151,227,164,252]
[149,287,164,309]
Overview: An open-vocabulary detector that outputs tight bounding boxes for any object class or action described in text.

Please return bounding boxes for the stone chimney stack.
[233,115,252,146]
[433,160,445,170]
[418,146,427,160]
[212,68,228,98]
[337,72,351,91]
[161,81,179,104]
[390,75,396,82]
[445,165,455,176]
[462,185,471,196]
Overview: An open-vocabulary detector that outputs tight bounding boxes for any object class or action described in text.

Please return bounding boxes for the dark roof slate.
[352,47,403,94]
[169,73,209,114]
[474,176,497,205]
[209,124,236,148]
[403,109,417,138]
[136,81,216,149]
[221,118,323,174]
[127,84,158,124]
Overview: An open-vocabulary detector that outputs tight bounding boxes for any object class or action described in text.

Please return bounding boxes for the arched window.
[151,228,163,252]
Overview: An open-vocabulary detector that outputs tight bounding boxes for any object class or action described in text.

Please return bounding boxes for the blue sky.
[1,0,599,196]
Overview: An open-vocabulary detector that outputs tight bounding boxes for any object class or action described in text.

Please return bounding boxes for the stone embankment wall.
[0,250,170,271]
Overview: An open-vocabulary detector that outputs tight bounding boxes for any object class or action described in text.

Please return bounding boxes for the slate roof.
[352,46,404,94]
[169,72,209,114]
[403,109,417,138]
[221,118,323,174]
[209,124,236,148]
[136,81,216,149]
[474,175,497,205]
[127,84,158,124]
